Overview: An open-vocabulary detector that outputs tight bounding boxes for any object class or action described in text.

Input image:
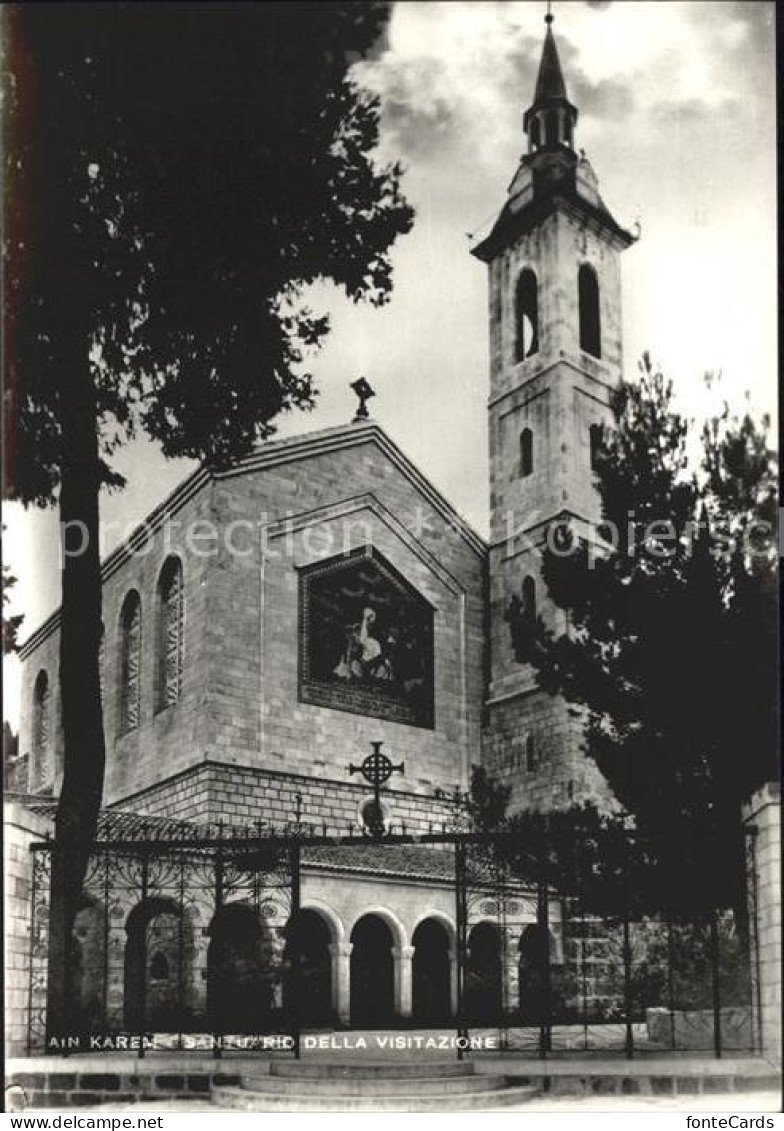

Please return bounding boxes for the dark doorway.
[518,924,551,1025]
[350,914,395,1027]
[207,904,276,1033]
[284,909,333,1027]
[466,921,502,1023]
[412,918,451,1024]
[124,898,191,1032]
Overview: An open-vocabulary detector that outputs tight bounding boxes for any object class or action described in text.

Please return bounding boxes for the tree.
[510,354,777,902]
[3,2,413,1036]
[2,551,24,655]
[3,721,20,790]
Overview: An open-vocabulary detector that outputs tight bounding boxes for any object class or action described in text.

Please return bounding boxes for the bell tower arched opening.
[579,263,601,358]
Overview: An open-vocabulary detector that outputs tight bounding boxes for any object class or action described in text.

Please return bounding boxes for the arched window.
[156,557,184,711]
[530,117,541,151]
[525,734,537,773]
[564,116,573,147]
[546,110,559,146]
[520,428,533,477]
[522,576,536,625]
[589,423,603,470]
[32,670,50,790]
[515,269,539,361]
[578,264,601,358]
[119,591,142,734]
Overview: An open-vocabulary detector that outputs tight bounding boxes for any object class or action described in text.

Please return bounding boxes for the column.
[743,783,781,1062]
[189,924,210,1021]
[504,955,520,1017]
[449,949,459,1018]
[392,945,415,1019]
[329,942,352,1027]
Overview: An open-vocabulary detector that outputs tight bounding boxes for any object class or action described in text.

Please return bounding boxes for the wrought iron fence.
[27,819,760,1060]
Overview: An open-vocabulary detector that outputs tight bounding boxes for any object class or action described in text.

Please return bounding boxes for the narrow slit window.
[32,669,50,790]
[119,591,142,734]
[525,734,537,772]
[589,423,603,470]
[520,428,533,477]
[522,576,536,625]
[156,557,184,712]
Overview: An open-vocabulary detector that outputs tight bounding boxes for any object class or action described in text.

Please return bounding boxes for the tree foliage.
[2,551,24,654]
[3,1,412,1036]
[511,355,778,861]
[6,2,413,501]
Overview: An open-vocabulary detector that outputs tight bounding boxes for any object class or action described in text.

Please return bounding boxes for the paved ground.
[63,1092,782,1113]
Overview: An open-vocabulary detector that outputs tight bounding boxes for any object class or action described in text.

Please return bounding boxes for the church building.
[10,12,637,1039]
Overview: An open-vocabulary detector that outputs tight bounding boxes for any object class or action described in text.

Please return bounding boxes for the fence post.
[620,819,634,1060]
[137,850,149,1059]
[666,915,677,1052]
[290,841,301,1060]
[536,827,551,1059]
[746,828,763,1055]
[177,851,186,1053]
[709,909,722,1059]
[102,851,111,1036]
[454,839,468,1059]
[213,846,223,1060]
[26,847,40,1057]
[496,838,510,1052]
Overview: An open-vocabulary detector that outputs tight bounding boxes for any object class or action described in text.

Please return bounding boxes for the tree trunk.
[45,350,106,1042]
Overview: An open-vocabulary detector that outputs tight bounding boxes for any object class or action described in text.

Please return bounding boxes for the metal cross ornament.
[349,741,404,836]
[350,377,376,421]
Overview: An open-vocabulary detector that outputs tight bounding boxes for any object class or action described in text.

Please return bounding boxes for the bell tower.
[472,10,636,812]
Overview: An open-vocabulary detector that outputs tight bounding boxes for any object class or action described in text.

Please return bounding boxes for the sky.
[3,1,777,727]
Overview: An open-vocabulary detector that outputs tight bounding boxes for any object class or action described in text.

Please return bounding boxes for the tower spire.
[523,7,577,152]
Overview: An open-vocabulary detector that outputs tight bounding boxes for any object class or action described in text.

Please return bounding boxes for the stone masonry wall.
[117,760,459,835]
[17,477,215,804]
[17,428,485,808]
[483,688,611,814]
[207,437,485,797]
[742,782,781,1063]
[4,803,54,1056]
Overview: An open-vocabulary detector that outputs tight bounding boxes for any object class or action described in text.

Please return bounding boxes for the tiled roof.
[302,843,455,881]
[8,796,501,886]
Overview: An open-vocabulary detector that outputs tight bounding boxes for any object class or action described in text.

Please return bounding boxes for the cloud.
[649,95,741,127]
[372,56,459,159]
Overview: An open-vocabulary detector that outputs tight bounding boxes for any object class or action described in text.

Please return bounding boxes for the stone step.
[212,1084,540,1112]
[269,1060,475,1079]
[241,1073,509,1096]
